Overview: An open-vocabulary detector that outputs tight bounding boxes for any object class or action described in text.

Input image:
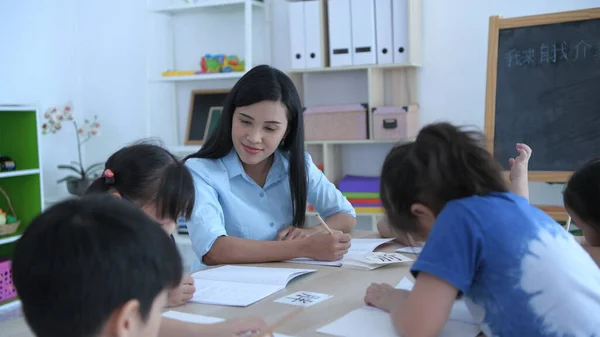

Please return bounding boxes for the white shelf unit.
[282,0,423,231]
[145,0,272,148]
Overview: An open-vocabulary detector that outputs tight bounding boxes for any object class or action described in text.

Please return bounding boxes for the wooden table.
[1,230,416,337]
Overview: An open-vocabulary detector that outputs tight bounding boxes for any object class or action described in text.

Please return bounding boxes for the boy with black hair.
[12,195,268,337]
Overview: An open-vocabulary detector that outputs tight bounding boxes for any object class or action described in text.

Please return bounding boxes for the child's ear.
[108,299,141,337]
[111,191,122,199]
[410,203,436,234]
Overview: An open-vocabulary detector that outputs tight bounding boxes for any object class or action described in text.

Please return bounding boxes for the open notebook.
[189,265,315,307]
[316,277,482,337]
[285,238,396,266]
[162,311,294,337]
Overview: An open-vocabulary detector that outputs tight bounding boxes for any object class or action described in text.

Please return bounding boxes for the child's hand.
[364,282,398,312]
[508,143,532,182]
[209,316,270,336]
[166,275,195,307]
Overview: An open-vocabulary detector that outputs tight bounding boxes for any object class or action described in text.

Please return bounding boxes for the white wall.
[271,0,599,206]
[0,0,83,200]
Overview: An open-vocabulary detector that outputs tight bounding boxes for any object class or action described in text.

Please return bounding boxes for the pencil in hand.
[315,214,334,234]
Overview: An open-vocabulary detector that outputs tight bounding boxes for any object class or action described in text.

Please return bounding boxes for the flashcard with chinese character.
[274,291,333,307]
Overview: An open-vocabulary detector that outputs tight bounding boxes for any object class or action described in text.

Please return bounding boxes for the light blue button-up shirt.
[184,149,356,266]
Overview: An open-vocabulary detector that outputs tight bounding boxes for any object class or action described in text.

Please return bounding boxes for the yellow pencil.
[252,308,303,337]
[315,214,334,234]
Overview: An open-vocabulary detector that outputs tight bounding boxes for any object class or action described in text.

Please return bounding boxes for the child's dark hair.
[380,122,508,235]
[86,142,194,221]
[184,64,307,228]
[12,194,183,337]
[563,158,600,232]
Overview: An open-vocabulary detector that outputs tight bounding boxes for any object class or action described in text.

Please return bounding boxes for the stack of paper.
[162,311,294,337]
[341,252,413,270]
[285,238,396,267]
[189,265,315,307]
[317,277,482,337]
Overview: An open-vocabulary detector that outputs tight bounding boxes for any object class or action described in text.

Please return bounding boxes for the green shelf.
[0,107,43,259]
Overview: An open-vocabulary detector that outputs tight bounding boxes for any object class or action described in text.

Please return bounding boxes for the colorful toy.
[199,54,245,74]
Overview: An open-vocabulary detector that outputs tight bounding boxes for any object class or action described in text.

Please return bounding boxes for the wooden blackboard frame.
[185,89,229,145]
[484,7,600,182]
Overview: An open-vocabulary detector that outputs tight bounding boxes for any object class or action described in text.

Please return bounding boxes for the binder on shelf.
[374,0,394,64]
[392,0,409,64]
[288,1,306,69]
[350,0,376,65]
[304,0,323,69]
[328,0,353,67]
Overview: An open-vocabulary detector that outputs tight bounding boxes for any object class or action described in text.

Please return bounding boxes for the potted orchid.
[41,102,104,196]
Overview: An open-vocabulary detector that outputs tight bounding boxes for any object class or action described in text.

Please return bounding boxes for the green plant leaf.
[57,175,83,184]
[84,162,104,174]
[57,164,83,175]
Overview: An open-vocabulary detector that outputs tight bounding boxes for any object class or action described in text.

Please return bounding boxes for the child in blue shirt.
[12,195,269,337]
[562,158,600,266]
[364,122,600,336]
[84,142,269,337]
[184,65,355,266]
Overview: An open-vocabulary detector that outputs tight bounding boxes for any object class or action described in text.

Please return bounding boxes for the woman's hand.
[277,225,341,241]
[299,231,351,261]
[364,283,409,312]
[166,275,195,307]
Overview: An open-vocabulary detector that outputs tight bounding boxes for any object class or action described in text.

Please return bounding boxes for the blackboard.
[485,8,600,182]
[185,89,229,145]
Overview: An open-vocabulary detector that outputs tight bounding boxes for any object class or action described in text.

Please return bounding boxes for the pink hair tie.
[103,169,115,184]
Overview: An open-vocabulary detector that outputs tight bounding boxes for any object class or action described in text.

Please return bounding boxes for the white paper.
[285,238,396,266]
[395,246,423,254]
[394,278,482,326]
[317,306,481,337]
[189,265,315,307]
[162,311,294,337]
[274,291,333,307]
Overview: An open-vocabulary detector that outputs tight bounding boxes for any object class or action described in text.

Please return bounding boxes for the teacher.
[184,65,356,267]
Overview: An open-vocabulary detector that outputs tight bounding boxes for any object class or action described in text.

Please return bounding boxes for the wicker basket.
[0,187,20,236]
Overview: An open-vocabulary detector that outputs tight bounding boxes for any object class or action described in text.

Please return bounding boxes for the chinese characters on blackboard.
[505,40,600,67]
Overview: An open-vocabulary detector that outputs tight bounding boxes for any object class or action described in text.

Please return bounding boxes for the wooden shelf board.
[0,169,40,179]
[305,139,414,145]
[0,234,21,245]
[150,72,246,82]
[287,63,420,74]
[149,0,264,14]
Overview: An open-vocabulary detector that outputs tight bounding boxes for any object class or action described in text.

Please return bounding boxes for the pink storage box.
[372,104,419,140]
[304,104,368,141]
[0,258,16,302]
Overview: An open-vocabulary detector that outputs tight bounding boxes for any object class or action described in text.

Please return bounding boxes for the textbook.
[189,265,316,307]
[285,238,396,267]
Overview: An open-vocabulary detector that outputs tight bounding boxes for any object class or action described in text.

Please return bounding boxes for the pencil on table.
[315,214,334,234]
[252,308,303,337]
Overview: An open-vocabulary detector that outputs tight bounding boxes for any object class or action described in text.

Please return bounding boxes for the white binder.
[288,1,306,69]
[392,0,409,64]
[374,0,393,64]
[304,0,322,69]
[328,0,353,67]
[350,0,376,65]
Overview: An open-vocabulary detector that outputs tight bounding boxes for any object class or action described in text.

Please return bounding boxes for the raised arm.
[306,152,357,233]
[508,143,532,201]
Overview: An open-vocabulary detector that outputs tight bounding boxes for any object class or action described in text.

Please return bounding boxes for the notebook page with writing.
[162,311,295,337]
[317,306,480,337]
[189,266,316,307]
[285,238,395,266]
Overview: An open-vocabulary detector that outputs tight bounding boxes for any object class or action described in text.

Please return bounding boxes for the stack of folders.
[288,0,411,69]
